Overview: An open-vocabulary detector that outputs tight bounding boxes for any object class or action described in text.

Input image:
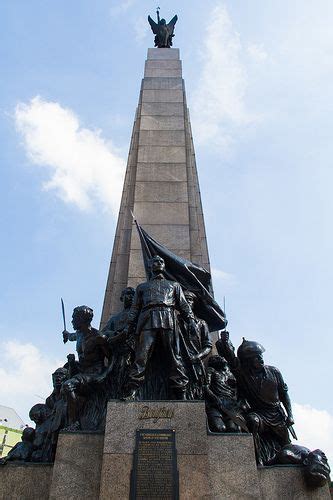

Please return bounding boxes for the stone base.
[49,431,104,500]
[0,462,53,500]
[258,466,330,499]
[0,402,330,499]
[99,401,330,500]
[100,401,210,500]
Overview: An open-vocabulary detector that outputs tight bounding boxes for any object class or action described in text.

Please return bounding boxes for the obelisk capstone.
[101,48,211,327]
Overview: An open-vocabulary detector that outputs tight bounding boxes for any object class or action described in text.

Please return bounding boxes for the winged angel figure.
[148,9,178,48]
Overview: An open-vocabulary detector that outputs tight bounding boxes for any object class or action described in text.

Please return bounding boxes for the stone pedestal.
[258,466,331,499]
[100,401,211,499]
[208,434,261,499]
[0,403,330,499]
[0,463,53,500]
[98,401,330,500]
[49,431,104,500]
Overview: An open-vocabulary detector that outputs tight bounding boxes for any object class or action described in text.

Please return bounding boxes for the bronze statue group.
[1,255,330,489]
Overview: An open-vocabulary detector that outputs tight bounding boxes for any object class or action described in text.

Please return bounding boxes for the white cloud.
[246,43,268,63]
[191,4,257,150]
[0,340,62,425]
[15,96,126,214]
[293,402,333,467]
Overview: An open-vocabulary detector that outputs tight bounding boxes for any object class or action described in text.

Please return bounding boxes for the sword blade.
[61,298,67,331]
[289,425,298,440]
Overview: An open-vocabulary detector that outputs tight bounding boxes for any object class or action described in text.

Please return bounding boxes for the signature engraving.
[138,406,175,422]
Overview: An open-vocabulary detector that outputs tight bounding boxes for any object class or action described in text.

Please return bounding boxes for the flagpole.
[130,210,153,278]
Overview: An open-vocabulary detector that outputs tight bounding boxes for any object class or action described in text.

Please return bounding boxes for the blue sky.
[1,1,332,459]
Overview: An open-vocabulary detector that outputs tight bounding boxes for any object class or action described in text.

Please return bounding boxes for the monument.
[0,11,331,500]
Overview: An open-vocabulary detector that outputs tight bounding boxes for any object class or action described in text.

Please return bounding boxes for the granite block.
[208,434,257,472]
[140,115,184,130]
[49,432,104,500]
[134,181,188,203]
[127,249,145,279]
[138,145,186,163]
[211,470,262,499]
[144,68,182,78]
[116,228,131,254]
[104,401,207,455]
[132,201,189,225]
[258,466,331,499]
[0,463,53,500]
[177,454,209,500]
[100,453,210,500]
[142,89,184,103]
[208,434,261,499]
[136,163,187,182]
[113,253,130,283]
[130,223,190,251]
[99,453,132,500]
[139,130,185,146]
[189,230,204,256]
[141,102,184,116]
[145,60,181,70]
[147,48,180,60]
[142,77,183,90]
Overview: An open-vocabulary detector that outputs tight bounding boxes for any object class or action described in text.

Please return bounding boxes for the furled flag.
[134,220,227,332]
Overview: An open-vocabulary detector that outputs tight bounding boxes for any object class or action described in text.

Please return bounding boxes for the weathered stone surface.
[177,454,209,500]
[130,223,190,252]
[100,402,330,500]
[258,466,331,499]
[208,434,261,499]
[142,77,183,90]
[147,48,180,60]
[138,145,186,163]
[100,46,211,328]
[104,401,207,455]
[49,432,104,500]
[134,181,188,203]
[141,102,184,116]
[99,402,263,500]
[115,228,131,254]
[99,453,132,500]
[132,202,189,225]
[142,89,184,103]
[136,163,187,182]
[127,249,145,278]
[144,68,182,78]
[145,60,182,70]
[140,115,184,130]
[0,463,53,500]
[113,252,130,283]
[139,130,185,146]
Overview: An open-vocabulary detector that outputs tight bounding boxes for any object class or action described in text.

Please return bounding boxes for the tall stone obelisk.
[100,48,211,327]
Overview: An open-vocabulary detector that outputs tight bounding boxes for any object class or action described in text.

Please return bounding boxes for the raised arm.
[63,330,77,343]
[216,331,239,371]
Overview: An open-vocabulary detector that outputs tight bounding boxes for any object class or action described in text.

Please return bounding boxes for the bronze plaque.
[130,429,179,499]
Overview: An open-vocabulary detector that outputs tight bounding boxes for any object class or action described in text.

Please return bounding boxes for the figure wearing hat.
[122,255,196,400]
[217,332,295,465]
